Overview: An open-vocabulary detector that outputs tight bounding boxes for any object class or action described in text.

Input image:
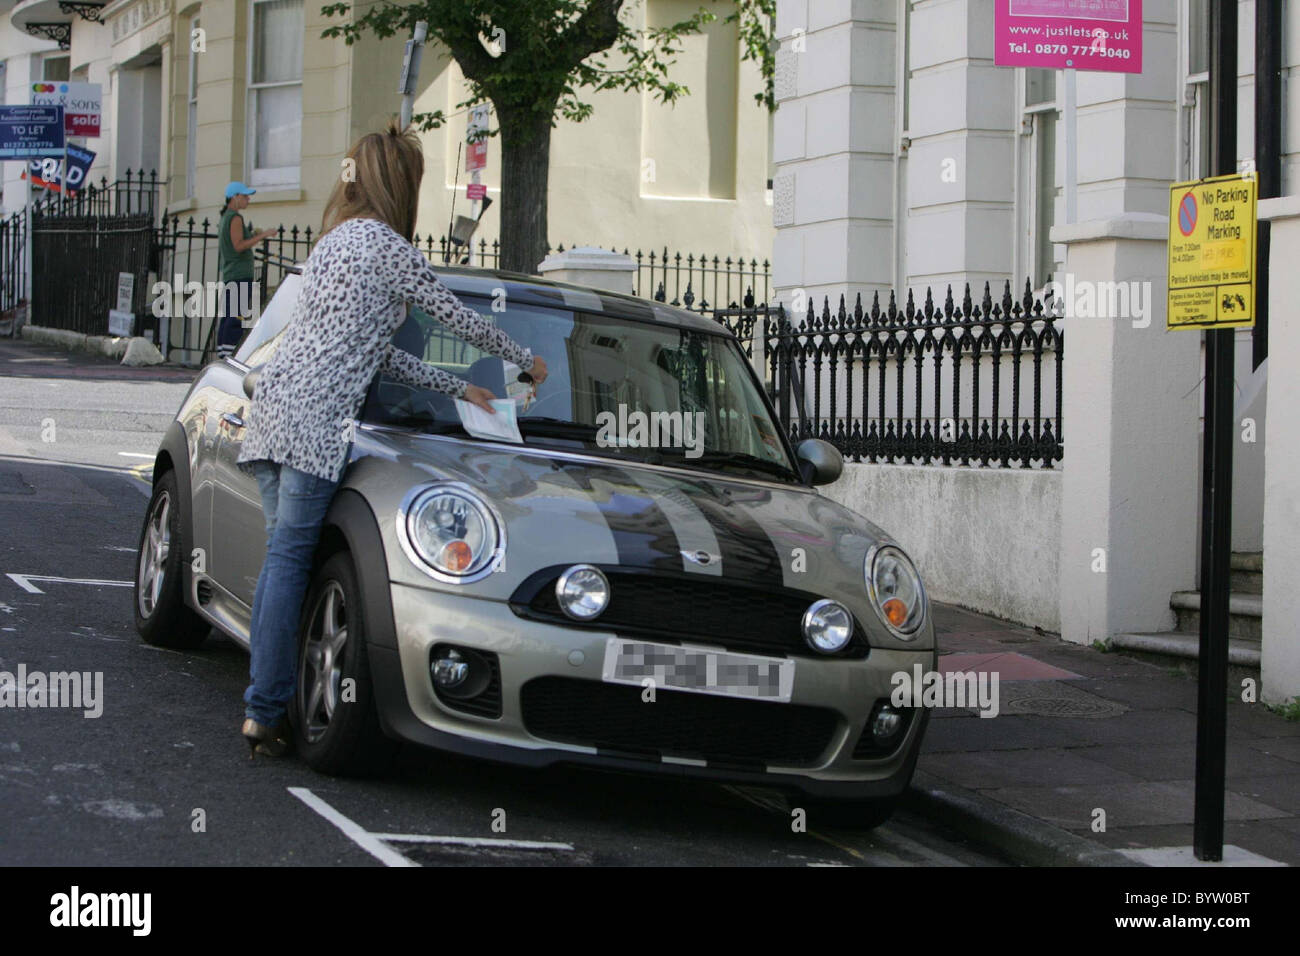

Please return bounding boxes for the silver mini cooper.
[134,267,935,827]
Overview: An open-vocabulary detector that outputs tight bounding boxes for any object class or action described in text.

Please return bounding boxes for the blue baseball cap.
[225,181,256,199]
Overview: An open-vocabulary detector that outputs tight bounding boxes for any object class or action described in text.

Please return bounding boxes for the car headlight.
[802,598,854,653]
[398,483,502,583]
[555,564,610,620]
[865,544,926,638]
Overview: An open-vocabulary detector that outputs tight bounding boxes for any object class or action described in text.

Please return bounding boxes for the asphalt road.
[0,338,1005,867]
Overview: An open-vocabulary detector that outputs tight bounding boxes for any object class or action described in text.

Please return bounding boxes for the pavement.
[913,603,1300,866]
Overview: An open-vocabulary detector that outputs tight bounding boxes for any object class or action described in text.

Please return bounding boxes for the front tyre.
[133,469,209,649]
[292,551,397,776]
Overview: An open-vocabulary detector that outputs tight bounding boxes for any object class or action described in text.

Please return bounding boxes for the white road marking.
[6,573,133,594]
[288,787,417,867]
[372,833,574,851]
[117,453,155,459]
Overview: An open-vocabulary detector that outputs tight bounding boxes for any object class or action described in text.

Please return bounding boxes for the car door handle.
[221,412,246,430]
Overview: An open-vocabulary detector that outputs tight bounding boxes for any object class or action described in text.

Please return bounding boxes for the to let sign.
[994,0,1142,73]
[30,82,102,137]
[1167,172,1257,330]
[0,106,64,158]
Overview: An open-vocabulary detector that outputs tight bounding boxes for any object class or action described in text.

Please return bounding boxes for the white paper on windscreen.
[454,398,523,444]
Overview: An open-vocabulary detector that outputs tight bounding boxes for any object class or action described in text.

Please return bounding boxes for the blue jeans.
[244,461,339,726]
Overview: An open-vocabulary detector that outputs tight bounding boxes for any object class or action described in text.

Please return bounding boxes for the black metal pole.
[1252,0,1281,370]
[1194,0,1237,863]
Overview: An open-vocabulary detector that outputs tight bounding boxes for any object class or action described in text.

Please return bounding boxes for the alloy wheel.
[137,490,171,618]
[299,580,348,744]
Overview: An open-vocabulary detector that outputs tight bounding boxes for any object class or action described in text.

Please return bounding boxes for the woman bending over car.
[234,120,547,756]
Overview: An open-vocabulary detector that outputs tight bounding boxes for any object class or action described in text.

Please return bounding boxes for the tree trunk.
[497,107,555,274]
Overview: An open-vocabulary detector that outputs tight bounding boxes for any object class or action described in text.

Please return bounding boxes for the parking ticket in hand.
[454,397,523,444]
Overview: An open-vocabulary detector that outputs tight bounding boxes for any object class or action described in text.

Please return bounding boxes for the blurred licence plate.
[601,638,794,703]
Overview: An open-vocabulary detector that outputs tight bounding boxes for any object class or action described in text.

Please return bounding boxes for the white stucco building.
[771,0,1297,703]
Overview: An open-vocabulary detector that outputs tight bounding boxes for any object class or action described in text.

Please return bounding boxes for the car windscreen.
[361,296,799,483]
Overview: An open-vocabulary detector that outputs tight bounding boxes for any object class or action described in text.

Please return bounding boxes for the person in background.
[215,182,275,360]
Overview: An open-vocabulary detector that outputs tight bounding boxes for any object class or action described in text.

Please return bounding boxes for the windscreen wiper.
[516,417,600,441]
[376,415,467,436]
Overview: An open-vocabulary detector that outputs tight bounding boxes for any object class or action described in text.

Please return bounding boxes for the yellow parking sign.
[1167,172,1257,330]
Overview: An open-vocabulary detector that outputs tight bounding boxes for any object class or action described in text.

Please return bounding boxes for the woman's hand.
[526,355,548,385]
[462,384,497,414]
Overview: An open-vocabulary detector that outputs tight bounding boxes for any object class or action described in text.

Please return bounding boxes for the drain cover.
[1000,681,1127,718]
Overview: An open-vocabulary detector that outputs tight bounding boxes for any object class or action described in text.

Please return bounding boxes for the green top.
[218,206,255,282]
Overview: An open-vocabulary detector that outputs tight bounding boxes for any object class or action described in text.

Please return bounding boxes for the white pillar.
[905,0,1017,292]
[1258,196,1300,704]
[536,247,636,295]
[1054,215,1201,645]
[771,0,896,309]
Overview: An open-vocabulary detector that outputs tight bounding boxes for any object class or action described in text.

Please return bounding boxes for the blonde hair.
[320,119,425,241]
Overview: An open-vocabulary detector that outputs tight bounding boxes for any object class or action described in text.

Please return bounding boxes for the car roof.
[429,264,734,336]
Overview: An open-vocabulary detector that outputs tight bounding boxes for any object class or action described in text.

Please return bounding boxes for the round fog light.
[872,704,904,741]
[429,645,492,700]
[431,648,470,688]
[556,564,610,621]
[802,599,854,653]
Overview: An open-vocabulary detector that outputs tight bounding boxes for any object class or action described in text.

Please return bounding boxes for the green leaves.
[320,0,776,128]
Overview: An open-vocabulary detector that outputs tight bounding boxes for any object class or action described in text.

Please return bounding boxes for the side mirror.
[242,366,262,399]
[796,438,843,486]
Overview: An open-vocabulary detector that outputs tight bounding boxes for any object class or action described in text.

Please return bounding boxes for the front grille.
[520,676,838,767]
[513,567,868,660]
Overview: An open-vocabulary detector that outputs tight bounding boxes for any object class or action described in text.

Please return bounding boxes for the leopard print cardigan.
[236,216,534,483]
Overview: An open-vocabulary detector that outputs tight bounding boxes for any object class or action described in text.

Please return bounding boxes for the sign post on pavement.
[1167,172,1257,330]
[1179,0,1242,864]
[0,105,65,333]
[30,82,102,206]
[26,143,97,195]
[993,2,1144,223]
[397,22,428,130]
[466,103,490,220]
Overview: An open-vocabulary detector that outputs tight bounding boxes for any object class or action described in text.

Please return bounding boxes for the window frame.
[244,0,303,188]
[41,54,72,82]
[187,15,201,198]
[1020,69,1061,290]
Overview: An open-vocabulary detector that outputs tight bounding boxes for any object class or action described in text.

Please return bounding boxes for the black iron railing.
[33,168,163,220]
[409,237,771,315]
[764,280,1063,468]
[0,210,26,319]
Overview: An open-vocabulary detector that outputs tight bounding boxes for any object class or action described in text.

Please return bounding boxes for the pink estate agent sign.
[994,0,1142,73]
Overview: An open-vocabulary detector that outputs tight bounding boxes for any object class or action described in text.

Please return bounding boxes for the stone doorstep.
[1171,590,1262,644]
[1111,631,1262,668]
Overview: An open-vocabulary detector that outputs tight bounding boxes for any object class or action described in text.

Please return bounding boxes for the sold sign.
[30,82,102,137]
